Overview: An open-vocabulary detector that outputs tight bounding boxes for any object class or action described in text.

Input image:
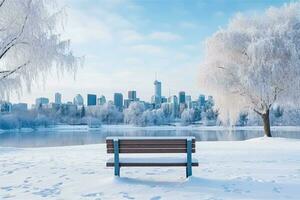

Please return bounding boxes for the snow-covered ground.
[1,137,300,199]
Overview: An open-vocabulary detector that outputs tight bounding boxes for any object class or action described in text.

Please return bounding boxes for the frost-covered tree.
[0,0,81,99]
[140,110,155,126]
[85,103,122,124]
[123,102,145,125]
[181,108,195,126]
[200,3,300,137]
[99,102,123,124]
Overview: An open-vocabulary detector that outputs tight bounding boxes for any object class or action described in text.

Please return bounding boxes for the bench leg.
[186,139,192,178]
[114,139,120,176]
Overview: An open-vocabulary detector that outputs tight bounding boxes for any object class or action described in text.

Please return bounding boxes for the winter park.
[1,0,300,200]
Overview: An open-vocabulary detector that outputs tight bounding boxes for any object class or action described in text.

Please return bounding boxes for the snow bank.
[1,138,300,199]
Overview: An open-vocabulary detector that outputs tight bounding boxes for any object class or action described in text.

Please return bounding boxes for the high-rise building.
[124,99,131,108]
[114,93,123,110]
[87,94,97,106]
[161,96,167,103]
[152,80,162,107]
[186,95,192,108]
[35,97,49,107]
[55,92,62,104]
[179,91,186,104]
[154,80,162,97]
[168,95,179,118]
[128,91,137,101]
[97,95,106,105]
[73,94,84,106]
[198,94,205,107]
[168,95,178,104]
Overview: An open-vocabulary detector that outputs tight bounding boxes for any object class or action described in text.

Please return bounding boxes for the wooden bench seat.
[106,137,199,178]
[106,157,199,167]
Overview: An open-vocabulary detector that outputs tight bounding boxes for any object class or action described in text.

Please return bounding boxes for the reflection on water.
[0,128,299,148]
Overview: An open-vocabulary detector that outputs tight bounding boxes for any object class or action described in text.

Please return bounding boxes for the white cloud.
[148,31,182,41]
[130,44,165,55]
[119,30,144,43]
[63,9,112,44]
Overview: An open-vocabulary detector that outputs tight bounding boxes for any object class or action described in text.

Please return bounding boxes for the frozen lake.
[0,126,300,147]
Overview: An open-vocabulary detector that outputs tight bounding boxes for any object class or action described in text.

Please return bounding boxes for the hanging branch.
[0,0,6,8]
[0,61,30,80]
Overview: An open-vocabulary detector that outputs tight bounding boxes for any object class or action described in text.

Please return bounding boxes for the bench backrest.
[106,137,196,154]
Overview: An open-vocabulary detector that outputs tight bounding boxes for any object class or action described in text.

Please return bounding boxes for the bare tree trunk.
[262,109,272,137]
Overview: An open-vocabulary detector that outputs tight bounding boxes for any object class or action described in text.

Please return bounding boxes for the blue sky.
[11,0,290,105]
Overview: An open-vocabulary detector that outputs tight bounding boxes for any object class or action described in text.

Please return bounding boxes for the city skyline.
[8,0,289,105]
[7,78,209,109]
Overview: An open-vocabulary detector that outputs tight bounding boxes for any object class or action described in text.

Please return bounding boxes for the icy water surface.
[0,127,300,147]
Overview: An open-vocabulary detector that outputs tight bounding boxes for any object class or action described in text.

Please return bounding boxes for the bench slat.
[106,139,195,145]
[106,143,195,149]
[106,162,199,167]
[107,148,195,153]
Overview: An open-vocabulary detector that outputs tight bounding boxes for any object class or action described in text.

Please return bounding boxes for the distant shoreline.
[1,124,300,133]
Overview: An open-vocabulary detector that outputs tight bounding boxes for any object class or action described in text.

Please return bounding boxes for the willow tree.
[0,0,81,99]
[200,3,300,137]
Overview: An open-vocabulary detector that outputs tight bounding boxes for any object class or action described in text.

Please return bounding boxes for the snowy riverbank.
[1,137,300,199]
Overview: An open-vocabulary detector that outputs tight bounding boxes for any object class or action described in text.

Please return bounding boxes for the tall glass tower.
[154,80,161,97]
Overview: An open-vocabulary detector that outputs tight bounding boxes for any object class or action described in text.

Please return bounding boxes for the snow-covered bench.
[106,137,198,178]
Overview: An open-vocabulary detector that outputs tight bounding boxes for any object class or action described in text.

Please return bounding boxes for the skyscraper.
[73,94,84,106]
[185,95,192,109]
[114,93,123,110]
[87,94,97,106]
[97,95,106,105]
[168,95,179,118]
[128,91,137,101]
[154,80,161,97]
[55,92,62,104]
[198,94,205,107]
[35,97,49,106]
[179,91,186,104]
[152,80,162,107]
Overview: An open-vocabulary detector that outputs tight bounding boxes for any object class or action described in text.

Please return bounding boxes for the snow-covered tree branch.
[200,2,300,137]
[0,0,82,99]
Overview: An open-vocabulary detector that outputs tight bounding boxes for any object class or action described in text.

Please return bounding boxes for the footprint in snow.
[1,186,13,191]
[81,192,103,197]
[150,196,161,200]
[119,192,135,200]
[273,187,281,193]
[146,172,156,175]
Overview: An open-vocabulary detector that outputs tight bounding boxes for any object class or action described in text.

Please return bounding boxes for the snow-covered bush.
[34,114,52,127]
[124,102,172,126]
[140,109,167,126]
[0,114,19,129]
[81,116,101,128]
[85,103,123,124]
[124,102,145,125]
[140,110,155,126]
[181,109,195,125]
[99,103,123,124]
[0,111,54,129]
[160,103,173,122]
[152,109,167,125]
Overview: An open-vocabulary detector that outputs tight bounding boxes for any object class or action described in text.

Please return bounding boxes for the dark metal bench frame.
[106,137,198,178]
